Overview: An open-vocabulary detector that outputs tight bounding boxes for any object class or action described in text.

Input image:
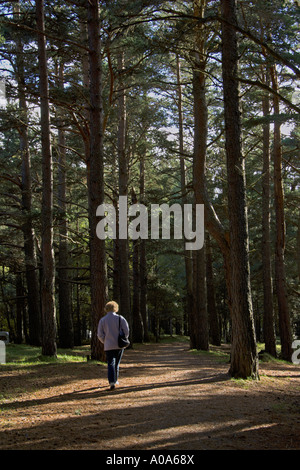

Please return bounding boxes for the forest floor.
[0,340,299,451]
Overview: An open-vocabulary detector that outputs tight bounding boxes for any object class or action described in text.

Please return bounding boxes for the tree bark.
[131,188,144,343]
[206,233,221,346]
[86,0,107,361]
[36,0,57,356]
[117,51,131,331]
[139,154,149,342]
[221,0,258,378]
[190,5,231,348]
[192,0,209,351]
[261,73,277,357]
[113,191,120,304]
[15,1,41,346]
[57,61,74,349]
[16,272,24,344]
[270,65,292,362]
[176,55,193,337]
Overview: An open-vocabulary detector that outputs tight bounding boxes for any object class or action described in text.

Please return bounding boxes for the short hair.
[105,301,119,313]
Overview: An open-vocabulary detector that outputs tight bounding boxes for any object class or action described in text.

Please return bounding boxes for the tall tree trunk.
[270,65,292,362]
[190,7,231,349]
[206,233,221,346]
[221,0,258,378]
[14,2,41,346]
[77,18,91,348]
[113,194,120,303]
[74,261,82,346]
[36,0,57,356]
[86,0,107,361]
[131,188,144,343]
[112,152,120,303]
[176,55,193,337]
[117,51,131,330]
[261,72,277,357]
[192,0,209,351]
[57,61,74,349]
[139,154,149,342]
[16,272,24,344]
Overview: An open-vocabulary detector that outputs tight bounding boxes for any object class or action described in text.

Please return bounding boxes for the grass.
[257,342,293,365]
[0,338,290,368]
[0,335,190,368]
[1,343,92,367]
[156,334,190,344]
[190,349,230,364]
[187,341,292,376]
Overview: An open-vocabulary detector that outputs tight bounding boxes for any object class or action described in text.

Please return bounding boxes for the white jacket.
[97,311,129,351]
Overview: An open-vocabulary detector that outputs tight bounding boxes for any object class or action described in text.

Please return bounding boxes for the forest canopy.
[0,0,299,379]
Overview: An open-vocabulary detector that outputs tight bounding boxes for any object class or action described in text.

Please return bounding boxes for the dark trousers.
[105,349,124,384]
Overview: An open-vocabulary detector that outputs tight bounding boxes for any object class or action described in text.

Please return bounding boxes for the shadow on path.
[0,341,299,450]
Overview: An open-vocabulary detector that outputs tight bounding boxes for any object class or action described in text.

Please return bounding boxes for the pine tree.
[36,0,57,357]
[86,0,107,361]
[221,0,258,378]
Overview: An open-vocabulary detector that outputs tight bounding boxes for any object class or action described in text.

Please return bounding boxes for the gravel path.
[0,341,299,450]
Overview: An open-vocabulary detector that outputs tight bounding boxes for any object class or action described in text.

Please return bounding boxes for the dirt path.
[0,342,300,450]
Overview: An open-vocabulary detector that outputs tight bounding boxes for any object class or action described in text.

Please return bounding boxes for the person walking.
[97,301,129,390]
